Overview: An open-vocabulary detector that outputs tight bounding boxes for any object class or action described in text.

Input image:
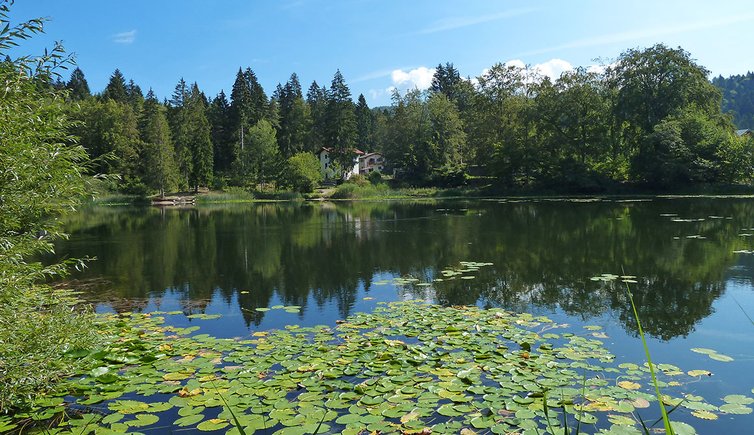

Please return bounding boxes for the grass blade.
[622,277,674,435]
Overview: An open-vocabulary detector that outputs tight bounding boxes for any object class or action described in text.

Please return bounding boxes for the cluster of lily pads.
[3,301,750,434]
[375,262,494,288]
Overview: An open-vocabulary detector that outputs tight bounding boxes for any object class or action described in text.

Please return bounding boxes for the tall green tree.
[234,119,282,187]
[186,83,214,191]
[306,80,327,152]
[207,90,234,174]
[65,67,90,101]
[168,78,192,187]
[324,70,357,166]
[73,98,142,188]
[276,73,310,158]
[355,93,374,150]
[140,90,178,196]
[101,68,128,102]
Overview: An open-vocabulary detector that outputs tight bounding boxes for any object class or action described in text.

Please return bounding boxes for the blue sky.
[7,0,754,106]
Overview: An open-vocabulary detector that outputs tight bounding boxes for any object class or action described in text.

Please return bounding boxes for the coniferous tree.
[324,70,357,167]
[306,81,327,152]
[168,78,192,187]
[102,69,128,102]
[277,73,310,158]
[430,62,463,102]
[66,67,90,101]
[207,90,233,174]
[126,79,144,111]
[140,90,178,196]
[355,93,374,150]
[186,83,213,191]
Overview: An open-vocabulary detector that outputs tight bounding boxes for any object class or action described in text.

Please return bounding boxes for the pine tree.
[102,69,128,102]
[140,90,178,196]
[66,67,90,101]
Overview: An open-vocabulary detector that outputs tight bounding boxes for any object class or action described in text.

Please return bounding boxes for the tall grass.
[623,279,675,435]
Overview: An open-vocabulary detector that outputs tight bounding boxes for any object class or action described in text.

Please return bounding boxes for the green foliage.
[65,67,90,101]
[140,91,178,196]
[0,1,96,412]
[713,72,754,129]
[11,301,736,434]
[234,119,283,188]
[324,70,358,167]
[285,152,323,193]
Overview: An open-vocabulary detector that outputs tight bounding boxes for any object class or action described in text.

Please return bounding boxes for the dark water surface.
[54,198,754,432]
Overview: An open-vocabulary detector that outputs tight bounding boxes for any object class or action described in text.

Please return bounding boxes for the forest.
[51,43,754,195]
[714,72,754,130]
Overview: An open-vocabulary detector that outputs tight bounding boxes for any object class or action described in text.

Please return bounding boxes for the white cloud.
[112,30,137,44]
[504,59,573,80]
[418,8,537,35]
[391,67,435,90]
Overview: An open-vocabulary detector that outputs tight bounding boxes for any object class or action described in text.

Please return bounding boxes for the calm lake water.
[54,198,754,433]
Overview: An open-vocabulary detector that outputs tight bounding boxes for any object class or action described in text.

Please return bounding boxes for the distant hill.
[712,72,754,129]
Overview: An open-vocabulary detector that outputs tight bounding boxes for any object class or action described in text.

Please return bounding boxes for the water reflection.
[54,198,754,339]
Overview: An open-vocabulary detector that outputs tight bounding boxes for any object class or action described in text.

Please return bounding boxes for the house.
[736,129,752,138]
[358,152,385,175]
[317,147,364,181]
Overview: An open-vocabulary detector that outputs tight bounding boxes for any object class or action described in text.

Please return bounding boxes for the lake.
[54,197,754,433]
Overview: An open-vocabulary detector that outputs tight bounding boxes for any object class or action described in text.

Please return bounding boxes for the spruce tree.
[102,69,128,102]
[207,90,233,174]
[66,67,90,101]
[324,70,357,167]
[140,90,178,196]
[186,83,213,191]
[168,78,192,188]
[277,73,310,158]
[355,93,374,150]
[306,81,327,152]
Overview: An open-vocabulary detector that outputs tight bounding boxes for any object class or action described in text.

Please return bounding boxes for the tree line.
[57,43,754,195]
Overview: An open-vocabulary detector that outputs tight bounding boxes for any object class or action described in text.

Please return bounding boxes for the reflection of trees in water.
[55,199,754,338]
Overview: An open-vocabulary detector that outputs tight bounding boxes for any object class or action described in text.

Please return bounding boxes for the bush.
[368,170,384,185]
[286,152,323,193]
[0,4,97,412]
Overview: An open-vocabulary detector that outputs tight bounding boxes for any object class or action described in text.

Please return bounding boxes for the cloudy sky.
[8,0,754,106]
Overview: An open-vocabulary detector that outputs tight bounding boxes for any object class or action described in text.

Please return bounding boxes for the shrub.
[0,3,97,412]
[286,152,323,193]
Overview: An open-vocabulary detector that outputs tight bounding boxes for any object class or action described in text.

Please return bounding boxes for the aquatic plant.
[3,301,747,434]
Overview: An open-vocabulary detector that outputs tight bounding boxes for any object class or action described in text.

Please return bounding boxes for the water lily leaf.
[690,348,718,355]
[719,403,753,414]
[196,418,229,431]
[723,394,754,405]
[617,381,641,390]
[687,369,711,377]
[691,410,718,420]
[707,353,734,362]
[127,413,159,427]
[669,421,697,435]
[437,404,462,417]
